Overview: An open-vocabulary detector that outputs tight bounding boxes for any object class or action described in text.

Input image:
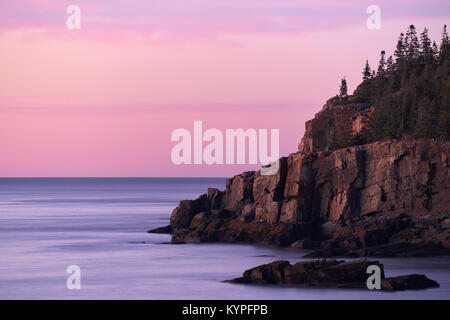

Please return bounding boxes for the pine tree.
[394,33,405,64]
[362,60,372,81]
[386,56,395,73]
[432,41,439,60]
[420,27,432,58]
[339,77,348,102]
[405,25,420,60]
[441,24,449,46]
[440,25,450,61]
[377,50,386,76]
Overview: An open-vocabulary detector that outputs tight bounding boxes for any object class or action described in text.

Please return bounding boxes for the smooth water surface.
[0,178,449,299]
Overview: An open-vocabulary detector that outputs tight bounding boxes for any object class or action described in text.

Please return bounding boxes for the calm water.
[0,178,449,300]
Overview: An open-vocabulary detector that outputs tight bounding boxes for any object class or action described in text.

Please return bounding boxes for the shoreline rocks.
[227,259,439,291]
[149,102,450,257]
[148,225,172,234]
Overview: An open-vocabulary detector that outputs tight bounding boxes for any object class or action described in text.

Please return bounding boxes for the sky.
[0,0,449,177]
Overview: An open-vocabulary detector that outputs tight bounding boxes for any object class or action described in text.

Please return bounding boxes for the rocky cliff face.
[298,98,372,153]
[151,103,450,257]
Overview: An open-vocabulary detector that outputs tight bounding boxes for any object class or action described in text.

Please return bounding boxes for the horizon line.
[0,176,229,179]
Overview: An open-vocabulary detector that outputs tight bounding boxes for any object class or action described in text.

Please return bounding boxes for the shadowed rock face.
[226,259,439,291]
[149,103,450,257]
[298,101,372,153]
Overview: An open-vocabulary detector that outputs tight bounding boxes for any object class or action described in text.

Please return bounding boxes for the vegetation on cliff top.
[333,25,450,149]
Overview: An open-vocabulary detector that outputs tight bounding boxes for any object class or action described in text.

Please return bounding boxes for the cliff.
[151,102,450,257]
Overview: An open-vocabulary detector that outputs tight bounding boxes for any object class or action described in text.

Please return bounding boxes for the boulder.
[228,259,439,291]
[381,274,440,291]
[170,194,209,229]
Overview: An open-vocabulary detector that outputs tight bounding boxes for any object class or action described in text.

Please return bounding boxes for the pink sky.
[0,0,448,177]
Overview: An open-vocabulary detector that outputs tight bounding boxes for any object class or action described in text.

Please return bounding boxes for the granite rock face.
[150,102,450,257]
[227,259,439,291]
[298,99,372,153]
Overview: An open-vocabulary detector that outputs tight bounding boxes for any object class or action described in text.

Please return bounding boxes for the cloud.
[0,102,307,117]
[1,0,448,42]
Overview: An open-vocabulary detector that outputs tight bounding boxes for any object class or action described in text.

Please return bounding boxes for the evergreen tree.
[386,56,395,73]
[362,60,372,81]
[339,77,348,102]
[420,27,432,58]
[440,25,450,61]
[441,24,449,46]
[394,33,405,63]
[405,25,420,59]
[377,50,386,76]
[432,41,439,60]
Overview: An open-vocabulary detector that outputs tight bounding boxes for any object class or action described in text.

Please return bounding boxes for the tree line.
[334,25,449,147]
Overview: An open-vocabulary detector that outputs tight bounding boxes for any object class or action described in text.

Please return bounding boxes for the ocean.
[0,178,449,299]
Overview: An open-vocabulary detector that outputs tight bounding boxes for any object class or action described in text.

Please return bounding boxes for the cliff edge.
[150,101,450,257]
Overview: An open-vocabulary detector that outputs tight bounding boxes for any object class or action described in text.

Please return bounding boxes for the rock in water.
[227,259,439,291]
[148,225,172,234]
[381,274,440,291]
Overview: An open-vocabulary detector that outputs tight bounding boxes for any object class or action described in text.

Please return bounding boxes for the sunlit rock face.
[153,102,450,257]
